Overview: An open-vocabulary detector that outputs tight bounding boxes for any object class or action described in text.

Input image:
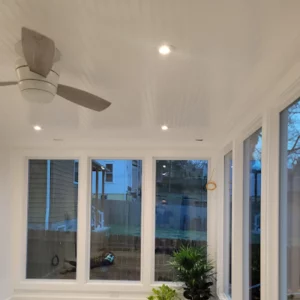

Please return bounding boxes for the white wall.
[0,148,12,300]
[9,148,216,300]
[215,62,300,300]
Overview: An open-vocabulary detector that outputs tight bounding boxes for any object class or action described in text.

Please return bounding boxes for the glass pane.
[105,164,113,182]
[244,129,262,299]
[280,100,300,298]
[224,151,233,296]
[90,160,142,280]
[155,160,208,281]
[26,160,78,279]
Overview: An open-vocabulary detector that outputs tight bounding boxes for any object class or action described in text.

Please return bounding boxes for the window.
[26,160,78,279]
[90,160,142,280]
[244,129,262,299]
[280,99,300,298]
[105,163,113,182]
[224,151,233,296]
[155,160,208,281]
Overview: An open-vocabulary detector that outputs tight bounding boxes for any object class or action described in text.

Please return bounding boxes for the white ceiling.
[0,0,300,148]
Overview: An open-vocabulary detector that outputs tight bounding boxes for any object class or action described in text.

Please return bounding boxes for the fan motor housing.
[15,58,60,103]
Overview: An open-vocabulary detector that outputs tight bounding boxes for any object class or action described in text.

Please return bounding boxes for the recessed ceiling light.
[161,125,168,131]
[158,45,171,55]
[33,125,42,131]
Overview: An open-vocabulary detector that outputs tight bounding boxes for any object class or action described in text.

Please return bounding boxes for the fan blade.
[0,81,18,86]
[22,27,55,78]
[57,85,111,112]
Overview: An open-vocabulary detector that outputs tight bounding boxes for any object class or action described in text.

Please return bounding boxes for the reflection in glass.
[26,160,78,279]
[224,152,233,296]
[244,129,262,300]
[89,160,142,280]
[280,100,300,298]
[155,160,208,281]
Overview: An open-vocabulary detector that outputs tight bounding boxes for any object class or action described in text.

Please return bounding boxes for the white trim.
[11,148,215,296]
[261,110,280,300]
[141,156,155,285]
[77,155,89,285]
[231,137,245,300]
[242,133,251,300]
[207,155,217,294]
[216,56,300,300]
[216,151,225,297]
[216,144,233,300]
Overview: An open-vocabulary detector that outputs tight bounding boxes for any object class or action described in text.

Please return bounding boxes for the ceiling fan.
[0,27,111,112]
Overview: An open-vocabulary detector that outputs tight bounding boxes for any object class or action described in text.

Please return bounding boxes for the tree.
[287,101,300,167]
[156,160,208,194]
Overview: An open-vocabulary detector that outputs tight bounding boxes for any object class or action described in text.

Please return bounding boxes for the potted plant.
[169,245,215,300]
[147,284,179,300]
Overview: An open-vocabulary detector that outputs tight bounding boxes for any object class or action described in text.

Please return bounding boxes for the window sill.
[217,292,231,300]
[15,280,144,293]
[11,290,148,300]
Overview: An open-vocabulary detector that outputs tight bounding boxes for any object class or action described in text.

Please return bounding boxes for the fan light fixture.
[0,27,112,112]
[16,57,58,104]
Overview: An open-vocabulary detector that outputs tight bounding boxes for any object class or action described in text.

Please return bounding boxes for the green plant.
[169,245,215,300]
[147,284,179,300]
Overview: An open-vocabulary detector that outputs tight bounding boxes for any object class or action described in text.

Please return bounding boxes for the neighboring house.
[28,160,78,231]
[91,160,142,201]
[27,159,142,232]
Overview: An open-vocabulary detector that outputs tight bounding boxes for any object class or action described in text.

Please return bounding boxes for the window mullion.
[261,110,280,300]
[140,155,155,286]
[76,154,90,284]
[232,139,246,300]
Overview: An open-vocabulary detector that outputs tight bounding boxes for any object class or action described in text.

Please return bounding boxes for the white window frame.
[232,118,263,300]
[10,148,214,298]
[243,127,262,300]
[153,158,210,284]
[217,119,264,300]
[279,97,300,299]
[221,78,300,300]
[223,150,233,298]
[268,75,300,300]
[19,157,80,285]
[217,143,232,300]
[87,158,143,282]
